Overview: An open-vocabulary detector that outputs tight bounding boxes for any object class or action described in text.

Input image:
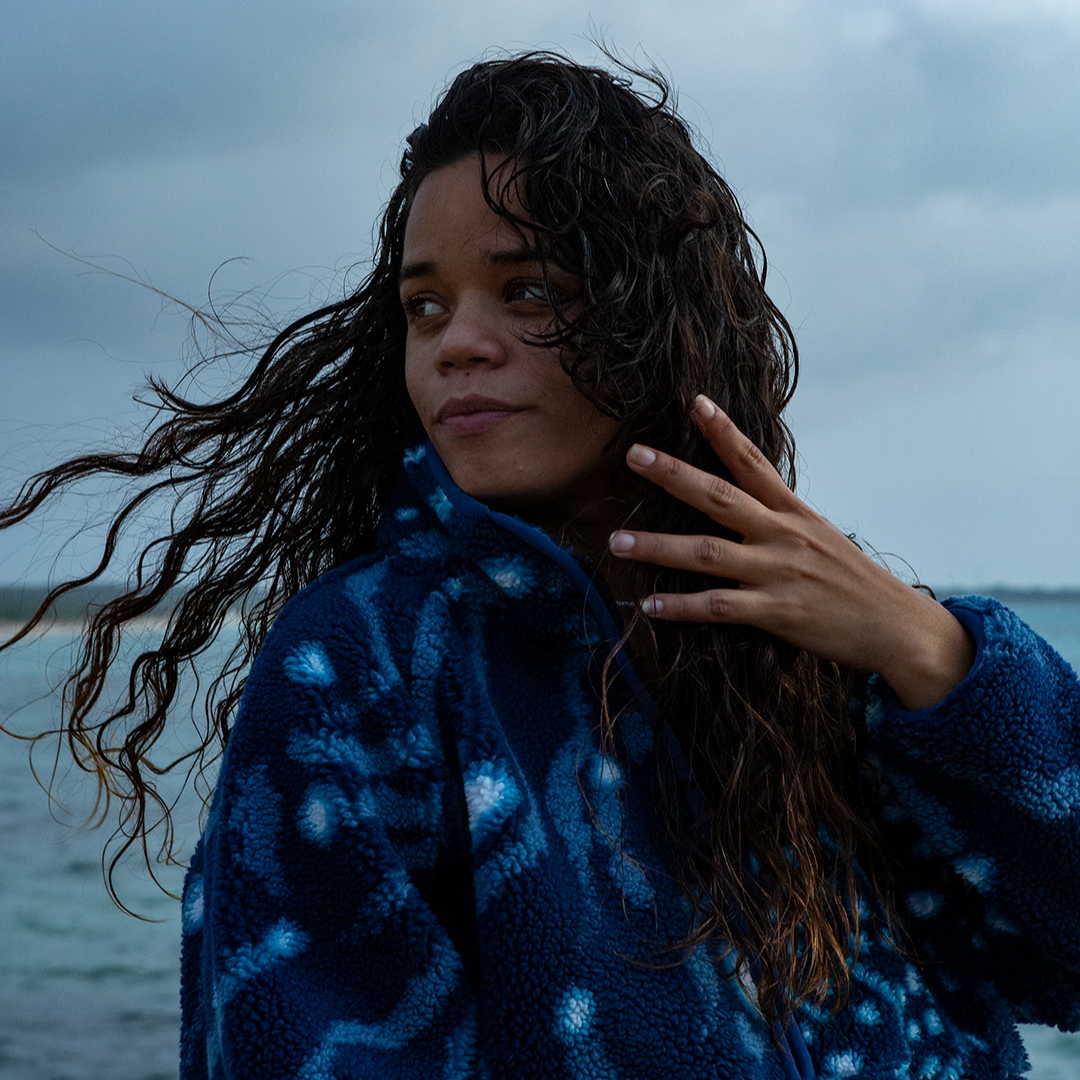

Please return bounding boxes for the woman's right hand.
[608,395,976,711]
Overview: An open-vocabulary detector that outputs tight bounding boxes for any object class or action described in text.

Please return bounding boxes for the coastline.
[936,586,1080,606]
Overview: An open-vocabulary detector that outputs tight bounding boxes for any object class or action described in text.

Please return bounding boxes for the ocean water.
[1,598,1079,1078]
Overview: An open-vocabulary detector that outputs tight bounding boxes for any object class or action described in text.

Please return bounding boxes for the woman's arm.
[609,398,1080,1019]
[865,595,1080,1023]
[608,394,975,709]
[179,580,477,1079]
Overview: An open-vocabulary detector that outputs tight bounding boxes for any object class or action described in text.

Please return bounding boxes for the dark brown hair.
[1,51,896,1020]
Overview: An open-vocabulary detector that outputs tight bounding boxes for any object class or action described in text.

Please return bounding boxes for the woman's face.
[401,156,623,538]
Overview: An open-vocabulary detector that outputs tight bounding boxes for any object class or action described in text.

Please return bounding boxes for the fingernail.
[694,394,716,419]
[608,531,635,553]
[627,444,656,467]
[641,596,663,615]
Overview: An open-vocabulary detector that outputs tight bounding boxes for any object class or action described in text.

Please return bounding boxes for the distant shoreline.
[933,587,1080,605]
[2,582,1080,631]
[0,585,241,637]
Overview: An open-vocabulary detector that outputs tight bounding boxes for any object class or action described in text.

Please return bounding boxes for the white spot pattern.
[953,852,996,890]
[905,891,941,918]
[462,759,519,834]
[283,642,335,689]
[823,1050,862,1078]
[465,772,505,825]
[556,986,595,1042]
[183,875,204,933]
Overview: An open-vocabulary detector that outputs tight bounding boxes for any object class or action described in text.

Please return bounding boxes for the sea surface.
[2,595,1079,1078]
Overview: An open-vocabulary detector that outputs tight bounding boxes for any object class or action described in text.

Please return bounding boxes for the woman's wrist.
[877,596,977,711]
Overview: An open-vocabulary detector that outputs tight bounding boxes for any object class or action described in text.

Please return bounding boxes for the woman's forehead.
[402,157,535,270]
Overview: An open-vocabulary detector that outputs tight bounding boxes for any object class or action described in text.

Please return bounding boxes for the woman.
[4,53,1078,1079]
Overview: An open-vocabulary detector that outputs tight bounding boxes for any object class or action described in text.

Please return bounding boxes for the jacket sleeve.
[865,594,1080,1030]
[178,578,477,1079]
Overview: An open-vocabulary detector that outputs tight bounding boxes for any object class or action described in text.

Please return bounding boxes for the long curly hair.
[1,51,897,1020]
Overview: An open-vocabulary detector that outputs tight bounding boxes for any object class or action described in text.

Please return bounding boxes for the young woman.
[4,53,1078,1079]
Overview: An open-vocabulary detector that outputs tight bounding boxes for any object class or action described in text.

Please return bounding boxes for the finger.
[690,395,798,511]
[608,528,761,583]
[625,443,765,538]
[640,586,763,625]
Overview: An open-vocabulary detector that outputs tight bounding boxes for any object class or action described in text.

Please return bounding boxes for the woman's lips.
[435,395,526,435]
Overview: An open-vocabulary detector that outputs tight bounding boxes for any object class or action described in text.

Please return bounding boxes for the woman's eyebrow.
[485,245,544,268]
[398,260,436,287]
[399,246,546,288]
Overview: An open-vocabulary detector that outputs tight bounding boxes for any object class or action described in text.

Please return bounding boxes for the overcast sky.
[2,0,1079,589]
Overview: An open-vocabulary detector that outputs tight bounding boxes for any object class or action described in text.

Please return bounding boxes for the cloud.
[1,0,1078,584]
[0,0,387,186]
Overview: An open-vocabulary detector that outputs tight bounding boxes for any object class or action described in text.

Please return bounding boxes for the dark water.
[2,600,1079,1078]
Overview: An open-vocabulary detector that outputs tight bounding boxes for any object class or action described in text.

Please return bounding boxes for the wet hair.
[1,50,898,1020]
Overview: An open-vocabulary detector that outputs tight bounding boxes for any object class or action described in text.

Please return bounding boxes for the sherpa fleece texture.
[179,444,1080,1079]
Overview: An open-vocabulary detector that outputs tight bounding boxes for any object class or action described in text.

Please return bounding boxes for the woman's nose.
[434,298,508,371]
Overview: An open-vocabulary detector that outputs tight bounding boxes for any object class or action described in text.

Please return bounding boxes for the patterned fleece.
[179,443,1080,1079]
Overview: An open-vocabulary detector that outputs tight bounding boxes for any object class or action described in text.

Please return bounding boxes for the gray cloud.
[1,0,1078,584]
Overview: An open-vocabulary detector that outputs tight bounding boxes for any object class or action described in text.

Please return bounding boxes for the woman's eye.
[508,281,549,304]
[403,296,445,321]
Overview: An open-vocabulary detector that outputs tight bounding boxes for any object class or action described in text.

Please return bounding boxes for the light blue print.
[299,785,343,845]
[403,444,426,466]
[410,593,451,709]
[882,771,967,858]
[182,874,204,934]
[684,945,720,1018]
[368,867,413,919]
[288,727,373,779]
[553,987,622,1080]
[546,741,595,877]
[298,781,377,846]
[397,531,451,562]
[295,945,462,1078]
[864,692,886,733]
[460,751,548,911]
[855,1000,881,1025]
[428,488,453,523]
[354,867,416,936]
[463,759,520,834]
[393,722,438,769]
[821,1050,863,1078]
[734,1012,767,1061]
[952,852,996,891]
[555,986,595,1042]
[395,506,419,521]
[344,563,404,698]
[591,754,622,789]
[939,755,1080,825]
[607,849,653,910]
[464,758,547,913]
[853,967,911,1020]
[229,766,287,898]
[214,920,308,1009]
[283,641,335,689]
[905,890,942,919]
[479,555,534,598]
[472,822,544,913]
[1019,763,1080,820]
[589,753,624,839]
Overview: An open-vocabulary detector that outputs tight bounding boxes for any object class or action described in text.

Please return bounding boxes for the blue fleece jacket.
[179,444,1080,1079]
